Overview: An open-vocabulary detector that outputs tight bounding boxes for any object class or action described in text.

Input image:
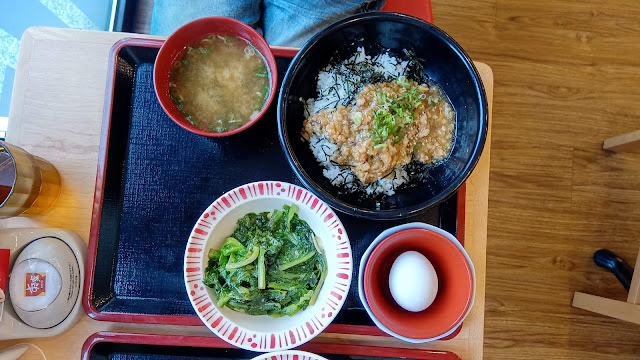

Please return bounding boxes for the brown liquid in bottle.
[0,143,61,218]
[0,152,15,204]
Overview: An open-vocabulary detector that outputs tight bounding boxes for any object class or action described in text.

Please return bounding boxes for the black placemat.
[90,44,459,328]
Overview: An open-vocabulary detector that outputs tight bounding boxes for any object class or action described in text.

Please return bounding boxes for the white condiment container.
[0,228,85,340]
[9,237,80,328]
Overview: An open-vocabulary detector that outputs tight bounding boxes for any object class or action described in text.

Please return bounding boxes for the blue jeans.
[150,0,386,47]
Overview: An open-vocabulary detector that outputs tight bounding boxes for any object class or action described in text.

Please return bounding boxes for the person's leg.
[150,0,262,36]
[262,0,385,47]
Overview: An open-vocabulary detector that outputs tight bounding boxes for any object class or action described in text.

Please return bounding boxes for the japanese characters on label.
[24,272,46,297]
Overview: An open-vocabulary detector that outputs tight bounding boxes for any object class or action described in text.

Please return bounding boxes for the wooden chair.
[572,134,640,323]
[573,247,640,324]
[602,130,640,153]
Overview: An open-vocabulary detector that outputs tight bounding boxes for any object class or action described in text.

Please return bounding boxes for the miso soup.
[169,35,270,133]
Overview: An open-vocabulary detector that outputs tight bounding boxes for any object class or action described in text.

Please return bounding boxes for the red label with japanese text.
[25,272,46,296]
[0,249,8,302]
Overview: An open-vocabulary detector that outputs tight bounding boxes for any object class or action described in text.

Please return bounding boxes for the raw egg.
[388,251,438,312]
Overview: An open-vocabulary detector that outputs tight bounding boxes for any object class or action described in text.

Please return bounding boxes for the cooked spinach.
[203,204,327,317]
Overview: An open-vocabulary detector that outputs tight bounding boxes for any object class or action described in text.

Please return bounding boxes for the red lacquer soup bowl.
[154,16,277,137]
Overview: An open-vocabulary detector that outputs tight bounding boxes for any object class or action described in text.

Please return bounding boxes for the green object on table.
[203,204,326,317]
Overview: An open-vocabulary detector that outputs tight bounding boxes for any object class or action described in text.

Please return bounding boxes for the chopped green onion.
[374,143,386,149]
[413,141,423,153]
[370,77,430,146]
[393,132,405,143]
[255,65,268,78]
[351,112,362,126]
[199,47,211,57]
[396,75,411,88]
[253,85,269,111]
[186,115,198,127]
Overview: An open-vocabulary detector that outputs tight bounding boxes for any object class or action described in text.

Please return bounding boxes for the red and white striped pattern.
[184,181,352,351]
[250,350,329,360]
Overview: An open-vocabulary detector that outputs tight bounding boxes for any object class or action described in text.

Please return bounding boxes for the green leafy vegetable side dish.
[203,204,328,317]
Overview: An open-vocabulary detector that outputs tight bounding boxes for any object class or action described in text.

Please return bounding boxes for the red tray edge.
[83,33,466,338]
[81,331,461,360]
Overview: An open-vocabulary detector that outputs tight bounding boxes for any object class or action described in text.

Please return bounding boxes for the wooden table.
[0,27,493,359]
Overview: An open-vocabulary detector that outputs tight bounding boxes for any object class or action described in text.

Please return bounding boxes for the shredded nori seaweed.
[309,47,444,197]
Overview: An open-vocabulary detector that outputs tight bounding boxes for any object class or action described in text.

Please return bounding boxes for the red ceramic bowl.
[153,17,278,137]
[363,228,474,339]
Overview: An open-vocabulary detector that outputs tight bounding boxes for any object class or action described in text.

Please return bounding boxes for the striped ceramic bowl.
[184,181,352,351]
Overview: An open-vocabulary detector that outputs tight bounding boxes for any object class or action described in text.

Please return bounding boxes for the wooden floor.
[135,0,640,358]
[428,0,640,358]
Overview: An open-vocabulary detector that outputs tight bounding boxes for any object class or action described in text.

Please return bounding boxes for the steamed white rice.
[305,47,409,115]
[304,48,413,196]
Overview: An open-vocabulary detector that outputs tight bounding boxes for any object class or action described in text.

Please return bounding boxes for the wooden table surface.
[0,27,493,359]
[425,1,640,359]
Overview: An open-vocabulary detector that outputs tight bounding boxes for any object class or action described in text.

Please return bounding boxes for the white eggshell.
[388,251,438,312]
